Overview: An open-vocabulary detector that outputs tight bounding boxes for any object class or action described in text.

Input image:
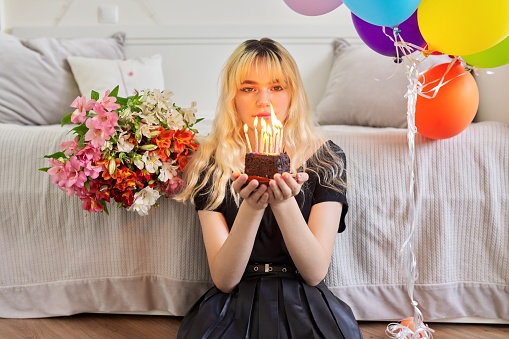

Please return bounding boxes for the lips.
[255,112,271,118]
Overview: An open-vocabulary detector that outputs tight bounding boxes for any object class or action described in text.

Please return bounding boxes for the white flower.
[117,131,135,153]
[142,151,162,173]
[127,186,161,216]
[133,154,144,170]
[158,161,179,182]
[137,123,154,140]
[166,109,185,130]
[182,101,198,126]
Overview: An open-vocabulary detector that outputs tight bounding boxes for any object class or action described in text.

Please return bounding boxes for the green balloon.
[462,35,509,68]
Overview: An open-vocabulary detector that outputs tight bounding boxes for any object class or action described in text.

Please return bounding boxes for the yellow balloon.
[418,0,509,56]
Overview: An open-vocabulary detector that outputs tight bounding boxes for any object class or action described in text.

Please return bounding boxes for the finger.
[231,171,241,181]
[252,184,268,202]
[295,172,309,184]
[232,173,249,192]
[275,173,293,198]
[239,179,261,199]
[282,173,301,196]
[268,178,283,200]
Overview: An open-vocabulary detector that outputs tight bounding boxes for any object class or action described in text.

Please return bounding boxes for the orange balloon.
[399,317,425,338]
[415,61,479,140]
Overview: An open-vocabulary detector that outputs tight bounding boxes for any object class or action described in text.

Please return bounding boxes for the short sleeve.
[310,141,348,233]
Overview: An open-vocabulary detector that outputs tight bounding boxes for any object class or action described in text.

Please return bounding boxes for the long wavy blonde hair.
[175,38,346,210]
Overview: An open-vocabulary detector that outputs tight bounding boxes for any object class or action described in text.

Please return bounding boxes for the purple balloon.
[284,0,343,16]
[352,10,425,57]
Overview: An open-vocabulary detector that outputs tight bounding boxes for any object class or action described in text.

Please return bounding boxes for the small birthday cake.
[243,105,289,182]
[244,152,290,181]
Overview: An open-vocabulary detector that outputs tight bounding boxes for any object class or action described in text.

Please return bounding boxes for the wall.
[1,0,353,31]
[2,1,361,117]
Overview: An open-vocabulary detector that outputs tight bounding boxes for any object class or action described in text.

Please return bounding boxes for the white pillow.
[68,54,165,98]
[316,38,450,128]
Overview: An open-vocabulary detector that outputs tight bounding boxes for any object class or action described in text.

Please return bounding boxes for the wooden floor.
[0,314,508,338]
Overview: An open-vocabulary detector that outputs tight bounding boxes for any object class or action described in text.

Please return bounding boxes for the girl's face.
[234,62,291,129]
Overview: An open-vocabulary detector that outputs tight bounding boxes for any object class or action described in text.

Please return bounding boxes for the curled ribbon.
[382,25,438,339]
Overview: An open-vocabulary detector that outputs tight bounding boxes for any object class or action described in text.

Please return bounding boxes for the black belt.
[246,264,299,274]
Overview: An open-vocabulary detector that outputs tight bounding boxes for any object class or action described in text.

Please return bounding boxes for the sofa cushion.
[0,32,125,125]
[315,38,450,128]
[68,54,165,98]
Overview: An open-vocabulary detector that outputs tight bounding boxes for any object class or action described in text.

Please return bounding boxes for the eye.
[240,87,255,93]
[272,85,284,91]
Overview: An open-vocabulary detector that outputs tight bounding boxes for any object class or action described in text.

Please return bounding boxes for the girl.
[175,38,362,339]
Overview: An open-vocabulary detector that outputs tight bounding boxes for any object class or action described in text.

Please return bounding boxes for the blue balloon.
[343,0,422,27]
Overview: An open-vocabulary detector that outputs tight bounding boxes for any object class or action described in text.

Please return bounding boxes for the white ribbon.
[382,26,436,339]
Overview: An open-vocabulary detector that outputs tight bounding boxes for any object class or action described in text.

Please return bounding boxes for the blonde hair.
[175,38,346,210]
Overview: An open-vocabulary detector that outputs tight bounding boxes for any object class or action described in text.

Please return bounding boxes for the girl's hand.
[231,172,269,210]
[267,172,309,205]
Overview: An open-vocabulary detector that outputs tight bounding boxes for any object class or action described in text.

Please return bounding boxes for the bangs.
[233,52,288,89]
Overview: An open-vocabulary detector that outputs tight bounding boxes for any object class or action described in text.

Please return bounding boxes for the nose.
[256,88,271,107]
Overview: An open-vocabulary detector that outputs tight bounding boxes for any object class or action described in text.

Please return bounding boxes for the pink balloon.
[283,0,343,16]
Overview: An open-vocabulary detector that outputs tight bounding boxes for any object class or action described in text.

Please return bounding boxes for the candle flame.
[244,123,248,133]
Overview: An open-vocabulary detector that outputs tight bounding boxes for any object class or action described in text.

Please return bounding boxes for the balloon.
[462,34,509,69]
[283,0,343,16]
[418,0,509,56]
[352,10,425,58]
[399,318,425,338]
[343,0,421,27]
[416,61,479,140]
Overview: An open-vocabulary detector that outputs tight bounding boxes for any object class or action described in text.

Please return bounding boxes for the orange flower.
[173,129,198,154]
[112,165,138,191]
[99,158,119,181]
[154,128,174,150]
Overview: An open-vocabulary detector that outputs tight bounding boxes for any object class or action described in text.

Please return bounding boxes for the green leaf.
[43,151,67,159]
[61,112,73,126]
[77,136,86,149]
[109,85,120,98]
[116,96,128,106]
[39,167,50,172]
[98,200,110,215]
[91,90,99,101]
[72,124,89,137]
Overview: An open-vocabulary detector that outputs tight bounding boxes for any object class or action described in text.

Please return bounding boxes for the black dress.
[177,141,362,339]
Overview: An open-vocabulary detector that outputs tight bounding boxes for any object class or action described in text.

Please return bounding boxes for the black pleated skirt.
[177,270,362,339]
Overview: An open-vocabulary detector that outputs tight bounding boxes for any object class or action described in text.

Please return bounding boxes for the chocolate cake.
[244,152,291,181]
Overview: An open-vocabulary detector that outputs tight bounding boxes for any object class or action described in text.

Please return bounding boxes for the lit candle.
[260,119,266,155]
[267,125,273,155]
[276,120,284,153]
[269,104,284,154]
[273,126,279,153]
[254,117,259,153]
[244,124,253,153]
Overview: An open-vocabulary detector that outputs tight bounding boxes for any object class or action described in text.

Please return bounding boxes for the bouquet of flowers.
[40,86,201,216]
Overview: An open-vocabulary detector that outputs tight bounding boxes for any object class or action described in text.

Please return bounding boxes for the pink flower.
[47,158,66,186]
[160,176,184,197]
[59,138,79,156]
[62,156,87,189]
[82,160,104,179]
[95,111,119,135]
[98,90,121,111]
[70,96,96,123]
[76,144,102,162]
[85,119,109,148]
